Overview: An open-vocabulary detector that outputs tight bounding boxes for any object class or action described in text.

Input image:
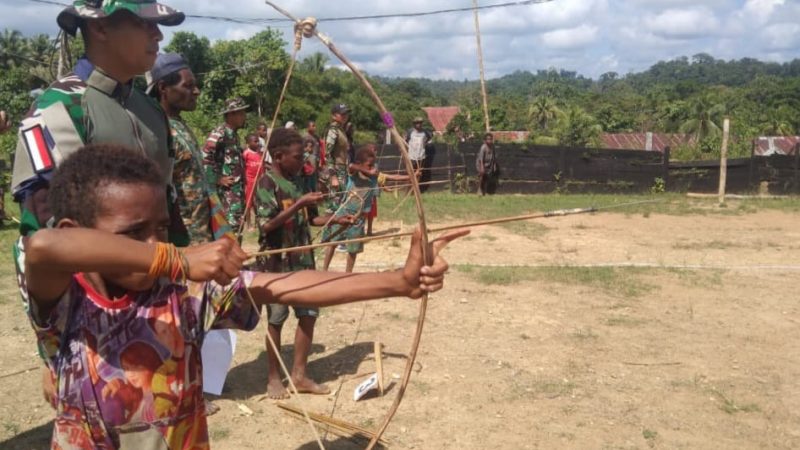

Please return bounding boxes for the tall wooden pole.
[718,117,730,206]
[473,0,491,132]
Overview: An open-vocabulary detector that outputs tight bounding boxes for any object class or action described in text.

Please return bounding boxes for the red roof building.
[422,106,460,134]
[755,136,800,155]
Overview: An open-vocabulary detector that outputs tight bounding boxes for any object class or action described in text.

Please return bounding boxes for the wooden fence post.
[662,146,671,191]
[794,142,800,194]
[718,118,730,205]
[748,139,756,190]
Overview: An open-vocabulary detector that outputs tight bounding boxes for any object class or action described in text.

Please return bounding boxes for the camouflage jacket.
[12,58,173,202]
[171,117,215,244]
[324,122,349,175]
[203,124,244,195]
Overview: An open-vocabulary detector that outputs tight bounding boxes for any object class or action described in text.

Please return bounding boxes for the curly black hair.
[48,144,164,226]
[267,128,303,158]
[354,143,377,164]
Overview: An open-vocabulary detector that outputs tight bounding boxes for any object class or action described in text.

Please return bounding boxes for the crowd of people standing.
[1,3,463,447]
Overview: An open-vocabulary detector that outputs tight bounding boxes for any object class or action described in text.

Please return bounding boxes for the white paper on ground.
[353,373,379,401]
[201,329,237,395]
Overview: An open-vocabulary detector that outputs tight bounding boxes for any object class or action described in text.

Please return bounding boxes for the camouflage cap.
[221,98,249,115]
[57,0,185,36]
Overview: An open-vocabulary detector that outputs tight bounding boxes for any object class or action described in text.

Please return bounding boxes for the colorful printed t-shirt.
[254,171,317,273]
[26,266,259,450]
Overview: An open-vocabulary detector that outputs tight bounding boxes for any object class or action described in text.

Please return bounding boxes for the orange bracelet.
[148,243,170,279]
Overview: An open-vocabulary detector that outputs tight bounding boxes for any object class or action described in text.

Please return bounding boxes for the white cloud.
[645,7,720,39]
[540,24,599,50]
[1,0,799,79]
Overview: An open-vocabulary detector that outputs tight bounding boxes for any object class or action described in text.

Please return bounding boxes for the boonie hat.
[331,103,350,115]
[221,97,249,115]
[413,116,424,123]
[145,52,188,94]
[57,0,186,36]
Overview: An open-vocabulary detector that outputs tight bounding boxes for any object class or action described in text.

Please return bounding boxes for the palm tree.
[26,34,52,65]
[301,52,328,74]
[760,106,795,136]
[556,106,603,148]
[680,97,725,142]
[527,97,560,132]
[0,29,26,69]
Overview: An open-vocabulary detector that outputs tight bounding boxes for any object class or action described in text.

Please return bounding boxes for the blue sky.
[2,0,799,79]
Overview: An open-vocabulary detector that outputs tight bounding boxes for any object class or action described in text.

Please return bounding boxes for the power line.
[26,0,557,25]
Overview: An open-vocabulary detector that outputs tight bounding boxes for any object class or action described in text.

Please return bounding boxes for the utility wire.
[26,0,557,24]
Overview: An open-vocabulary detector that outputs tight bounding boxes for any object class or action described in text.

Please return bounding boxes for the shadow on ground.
[222,342,406,400]
[0,422,52,450]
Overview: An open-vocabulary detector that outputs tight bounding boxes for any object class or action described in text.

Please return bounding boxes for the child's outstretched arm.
[25,230,245,310]
[248,228,469,307]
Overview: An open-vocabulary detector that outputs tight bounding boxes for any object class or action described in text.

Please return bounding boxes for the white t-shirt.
[407,129,429,161]
[258,137,273,164]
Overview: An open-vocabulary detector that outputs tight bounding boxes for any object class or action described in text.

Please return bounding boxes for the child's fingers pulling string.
[182,238,247,285]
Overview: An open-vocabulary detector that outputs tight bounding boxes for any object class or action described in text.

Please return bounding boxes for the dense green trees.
[1,28,798,163]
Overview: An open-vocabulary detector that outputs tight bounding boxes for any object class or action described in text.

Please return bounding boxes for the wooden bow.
[264,3,432,448]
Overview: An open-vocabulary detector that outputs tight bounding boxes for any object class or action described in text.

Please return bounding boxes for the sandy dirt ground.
[1,208,799,449]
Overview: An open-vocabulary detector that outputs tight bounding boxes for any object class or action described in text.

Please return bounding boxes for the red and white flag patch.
[22,125,54,173]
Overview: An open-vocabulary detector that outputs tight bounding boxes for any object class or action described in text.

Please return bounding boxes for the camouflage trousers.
[219,183,245,232]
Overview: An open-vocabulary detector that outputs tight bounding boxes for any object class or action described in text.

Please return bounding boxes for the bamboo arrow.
[247,200,659,260]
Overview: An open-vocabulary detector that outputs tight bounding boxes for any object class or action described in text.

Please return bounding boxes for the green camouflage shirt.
[170,118,214,244]
[255,171,317,273]
[203,124,245,229]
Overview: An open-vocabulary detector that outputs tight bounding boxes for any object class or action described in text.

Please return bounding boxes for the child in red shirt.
[243,133,265,204]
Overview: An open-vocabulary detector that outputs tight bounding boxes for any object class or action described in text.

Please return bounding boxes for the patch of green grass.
[499,220,548,240]
[710,388,761,414]
[604,315,647,327]
[209,427,230,440]
[411,380,432,395]
[379,192,800,225]
[532,378,577,398]
[673,240,742,250]
[643,429,659,445]
[454,265,655,299]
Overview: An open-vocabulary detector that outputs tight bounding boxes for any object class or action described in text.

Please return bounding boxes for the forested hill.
[1,25,798,160]
[378,54,800,100]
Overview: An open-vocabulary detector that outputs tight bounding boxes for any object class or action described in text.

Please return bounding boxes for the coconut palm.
[680,97,725,141]
[0,29,26,69]
[527,96,560,132]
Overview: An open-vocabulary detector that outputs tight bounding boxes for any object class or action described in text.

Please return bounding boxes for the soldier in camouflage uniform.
[9,0,186,418]
[148,53,232,244]
[204,98,249,233]
[321,103,351,211]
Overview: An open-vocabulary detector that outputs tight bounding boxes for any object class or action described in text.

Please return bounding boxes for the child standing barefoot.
[254,129,354,399]
[23,144,465,449]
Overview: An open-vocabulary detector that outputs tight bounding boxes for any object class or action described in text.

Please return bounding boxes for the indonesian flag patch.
[22,125,55,173]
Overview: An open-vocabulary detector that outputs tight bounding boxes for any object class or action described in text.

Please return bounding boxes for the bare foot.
[292,376,331,395]
[267,378,290,400]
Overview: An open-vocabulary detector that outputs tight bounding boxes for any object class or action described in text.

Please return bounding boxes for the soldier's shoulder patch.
[20,124,55,174]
